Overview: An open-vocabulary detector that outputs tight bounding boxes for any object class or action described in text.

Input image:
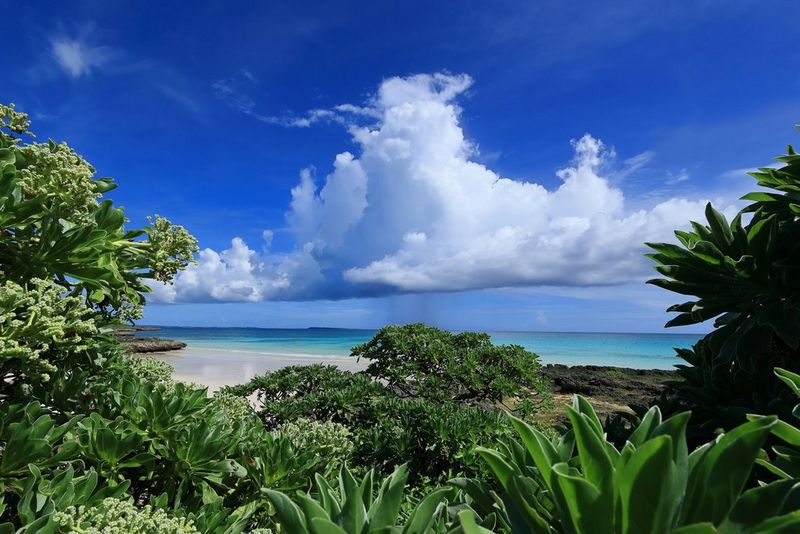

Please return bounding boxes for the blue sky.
[6,0,800,332]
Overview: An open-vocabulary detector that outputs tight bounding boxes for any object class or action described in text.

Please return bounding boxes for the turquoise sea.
[140,327,702,370]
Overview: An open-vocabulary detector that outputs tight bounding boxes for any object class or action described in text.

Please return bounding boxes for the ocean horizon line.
[139,324,704,337]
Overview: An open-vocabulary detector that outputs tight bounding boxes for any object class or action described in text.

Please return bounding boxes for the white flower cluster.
[54,498,199,534]
[277,418,354,471]
[0,278,97,381]
[17,140,100,223]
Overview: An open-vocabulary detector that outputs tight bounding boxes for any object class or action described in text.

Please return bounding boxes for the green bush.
[647,137,800,442]
[0,102,197,320]
[224,364,386,428]
[353,323,550,413]
[123,354,176,386]
[226,365,513,483]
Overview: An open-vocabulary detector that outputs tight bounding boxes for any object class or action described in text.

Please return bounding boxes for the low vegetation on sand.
[2,104,799,532]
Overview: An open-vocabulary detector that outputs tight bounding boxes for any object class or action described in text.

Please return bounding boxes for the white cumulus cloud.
[153,73,740,303]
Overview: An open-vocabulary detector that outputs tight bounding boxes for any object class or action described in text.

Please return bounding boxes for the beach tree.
[352,323,550,414]
[646,131,800,441]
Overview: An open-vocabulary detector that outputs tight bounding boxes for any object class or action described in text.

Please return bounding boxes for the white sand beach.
[150,346,366,391]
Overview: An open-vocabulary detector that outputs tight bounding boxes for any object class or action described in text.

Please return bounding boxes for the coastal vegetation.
[646,149,800,444]
[1,103,799,532]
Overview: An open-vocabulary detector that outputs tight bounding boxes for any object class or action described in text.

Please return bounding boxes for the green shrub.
[353,323,550,412]
[355,396,512,482]
[224,364,386,428]
[458,395,800,533]
[0,463,130,532]
[226,365,513,483]
[647,137,800,442]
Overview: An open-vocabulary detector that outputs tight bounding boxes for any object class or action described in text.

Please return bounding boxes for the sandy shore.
[150,346,366,390]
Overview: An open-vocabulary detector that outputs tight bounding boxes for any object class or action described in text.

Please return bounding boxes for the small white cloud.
[50,37,113,78]
[242,68,257,83]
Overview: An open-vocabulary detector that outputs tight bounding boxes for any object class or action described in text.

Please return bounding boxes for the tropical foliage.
[264,465,456,534]
[0,104,324,531]
[458,395,800,533]
[646,134,800,441]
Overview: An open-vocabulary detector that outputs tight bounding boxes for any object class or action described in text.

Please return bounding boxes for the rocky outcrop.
[537,364,677,424]
[113,326,186,353]
[123,337,186,353]
[541,364,675,406]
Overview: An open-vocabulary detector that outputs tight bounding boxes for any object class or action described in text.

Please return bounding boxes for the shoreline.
[149,346,366,390]
[148,346,675,416]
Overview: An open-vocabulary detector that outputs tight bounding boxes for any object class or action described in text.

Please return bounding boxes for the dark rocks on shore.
[539,364,677,421]
[123,337,187,353]
[113,326,186,354]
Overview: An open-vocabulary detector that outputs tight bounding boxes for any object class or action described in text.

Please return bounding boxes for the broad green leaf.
[457,509,495,534]
[617,435,678,534]
[552,463,609,534]
[402,487,451,534]
[509,416,559,487]
[475,447,516,489]
[262,489,308,534]
[309,518,349,534]
[775,368,800,397]
[720,480,800,532]
[670,524,717,534]
[567,407,614,494]
[682,417,776,525]
[369,465,409,530]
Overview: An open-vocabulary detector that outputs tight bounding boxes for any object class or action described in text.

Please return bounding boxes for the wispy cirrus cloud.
[50,35,115,78]
[34,25,203,118]
[210,73,380,128]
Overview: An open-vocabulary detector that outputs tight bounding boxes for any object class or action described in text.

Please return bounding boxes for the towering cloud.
[151,73,736,303]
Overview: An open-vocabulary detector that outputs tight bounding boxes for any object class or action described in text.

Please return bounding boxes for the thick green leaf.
[567,407,614,494]
[720,480,800,532]
[682,417,776,525]
[457,509,495,534]
[262,489,308,534]
[552,463,608,534]
[310,517,349,534]
[402,487,451,534]
[369,465,409,530]
[617,435,678,534]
